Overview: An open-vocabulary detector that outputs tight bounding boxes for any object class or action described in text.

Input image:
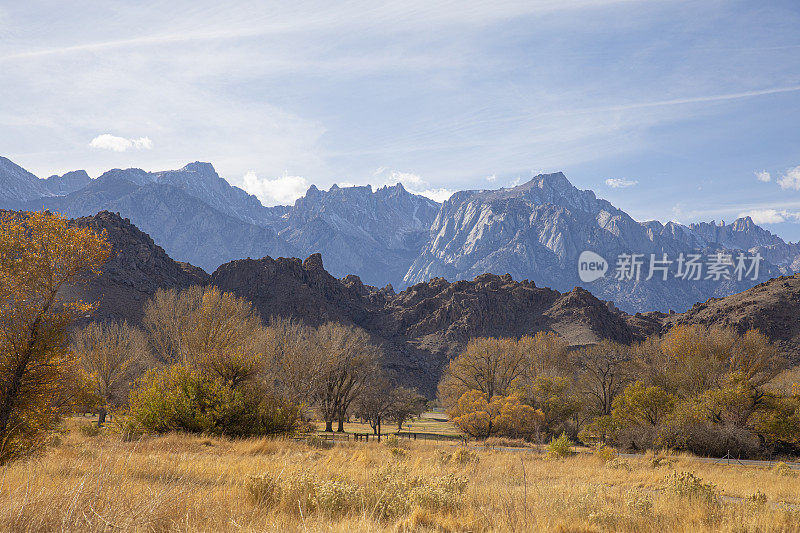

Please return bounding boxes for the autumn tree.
[352,373,395,436]
[576,340,630,417]
[143,286,266,387]
[518,331,571,378]
[72,321,151,425]
[449,390,543,440]
[438,337,527,409]
[387,386,427,430]
[525,375,582,437]
[610,381,674,450]
[0,211,110,462]
[311,322,380,432]
[264,316,321,406]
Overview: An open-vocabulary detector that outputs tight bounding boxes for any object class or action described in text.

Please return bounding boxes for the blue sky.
[3,1,800,238]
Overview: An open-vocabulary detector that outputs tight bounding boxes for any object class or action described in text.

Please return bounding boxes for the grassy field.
[0,419,799,532]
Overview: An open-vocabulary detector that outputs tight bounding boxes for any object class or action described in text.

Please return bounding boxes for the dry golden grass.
[0,419,798,532]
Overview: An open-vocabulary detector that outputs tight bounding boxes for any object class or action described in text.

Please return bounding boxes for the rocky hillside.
[8,208,800,394]
[65,211,209,323]
[211,252,643,395]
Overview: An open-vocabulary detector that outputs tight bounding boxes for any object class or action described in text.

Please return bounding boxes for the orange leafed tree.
[0,211,110,462]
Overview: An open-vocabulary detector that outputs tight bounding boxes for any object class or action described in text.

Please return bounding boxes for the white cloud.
[373,168,426,188]
[89,134,153,152]
[241,171,309,206]
[738,208,800,224]
[777,166,800,190]
[369,168,452,202]
[415,188,455,202]
[486,174,497,182]
[605,177,638,188]
[755,170,771,182]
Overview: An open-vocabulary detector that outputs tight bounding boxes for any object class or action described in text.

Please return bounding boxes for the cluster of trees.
[77,288,427,438]
[440,329,799,458]
[0,211,425,463]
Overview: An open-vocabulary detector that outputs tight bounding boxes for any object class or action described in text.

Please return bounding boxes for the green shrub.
[128,364,300,437]
[547,432,574,458]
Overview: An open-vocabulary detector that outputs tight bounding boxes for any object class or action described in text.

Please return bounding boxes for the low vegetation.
[0,422,797,532]
[440,329,799,459]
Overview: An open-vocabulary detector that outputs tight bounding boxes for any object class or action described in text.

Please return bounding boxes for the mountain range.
[34,210,796,396]
[3,155,800,313]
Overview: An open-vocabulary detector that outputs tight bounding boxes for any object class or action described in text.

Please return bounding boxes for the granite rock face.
[403,173,790,312]
[4,157,800,313]
[275,182,440,287]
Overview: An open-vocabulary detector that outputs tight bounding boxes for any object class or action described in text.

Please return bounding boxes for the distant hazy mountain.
[276,182,440,287]
[2,156,799,312]
[43,170,92,196]
[16,166,295,273]
[0,156,52,206]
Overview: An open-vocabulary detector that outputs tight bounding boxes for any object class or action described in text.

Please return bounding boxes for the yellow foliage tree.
[0,211,110,461]
[449,390,543,440]
[143,286,266,388]
[438,337,528,408]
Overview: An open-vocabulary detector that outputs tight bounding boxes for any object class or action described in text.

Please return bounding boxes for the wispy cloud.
[755,170,771,182]
[777,165,800,190]
[738,208,800,224]
[89,134,153,152]
[605,178,638,188]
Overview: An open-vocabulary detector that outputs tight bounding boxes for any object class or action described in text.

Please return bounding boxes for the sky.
[2,1,800,238]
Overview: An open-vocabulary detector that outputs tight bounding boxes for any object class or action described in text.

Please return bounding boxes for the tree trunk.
[98,407,107,426]
[337,417,345,432]
[325,420,333,432]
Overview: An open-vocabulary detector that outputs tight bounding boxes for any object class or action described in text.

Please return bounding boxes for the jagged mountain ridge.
[5,209,800,395]
[404,172,790,311]
[19,168,296,273]
[57,211,647,395]
[3,157,800,312]
[275,182,440,287]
